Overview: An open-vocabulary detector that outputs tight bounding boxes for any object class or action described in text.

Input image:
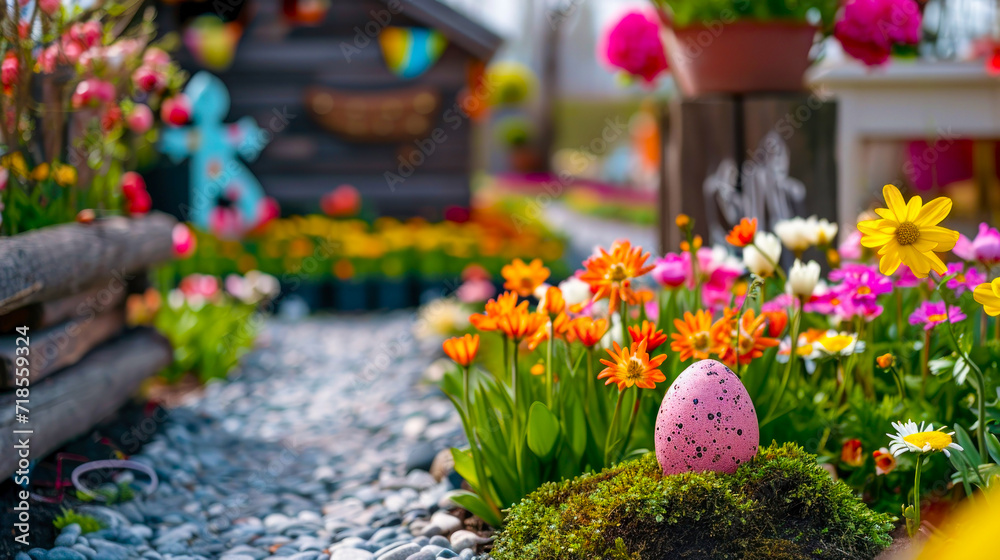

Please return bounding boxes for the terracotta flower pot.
[657,13,818,97]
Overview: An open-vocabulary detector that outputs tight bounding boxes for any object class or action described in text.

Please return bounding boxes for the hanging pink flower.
[161,94,192,126]
[601,11,669,84]
[172,223,196,258]
[838,230,863,261]
[120,171,147,199]
[142,47,171,69]
[954,223,1000,265]
[909,300,966,331]
[69,21,102,49]
[39,0,60,16]
[834,0,922,66]
[71,78,115,108]
[2,53,19,90]
[132,65,166,93]
[125,189,152,215]
[126,104,154,134]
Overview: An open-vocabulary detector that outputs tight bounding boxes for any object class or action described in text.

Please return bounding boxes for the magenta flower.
[909,301,966,331]
[954,223,1000,266]
[602,11,668,84]
[834,0,922,67]
[652,252,687,288]
[829,263,892,300]
[838,297,884,322]
[895,265,930,289]
[936,262,986,296]
[839,230,863,261]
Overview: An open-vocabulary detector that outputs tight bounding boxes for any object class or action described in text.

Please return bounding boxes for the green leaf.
[450,448,478,489]
[447,490,502,528]
[953,424,977,461]
[562,400,587,460]
[526,402,560,461]
[987,433,1000,464]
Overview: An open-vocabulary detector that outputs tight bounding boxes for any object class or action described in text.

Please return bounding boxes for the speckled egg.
[654,359,759,476]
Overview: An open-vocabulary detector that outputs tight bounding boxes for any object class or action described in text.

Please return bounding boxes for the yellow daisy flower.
[858,184,959,277]
[974,278,1000,316]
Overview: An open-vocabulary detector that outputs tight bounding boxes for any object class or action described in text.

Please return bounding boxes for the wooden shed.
[154,0,502,220]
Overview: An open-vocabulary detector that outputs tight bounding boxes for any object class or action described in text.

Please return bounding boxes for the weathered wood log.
[0,212,176,314]
[0,328,172,480]
[0,307,126,388]
[0,283,128,334]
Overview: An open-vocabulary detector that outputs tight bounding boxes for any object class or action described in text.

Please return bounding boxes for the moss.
[493,443,894,560]
[53,509,106,534]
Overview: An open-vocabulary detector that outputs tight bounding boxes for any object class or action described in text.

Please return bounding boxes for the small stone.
[55,532,79,547]
[376,543,420,560]
[404,552,435,560]
[15,553,32,560]
[329,549,374,560]
[448,531,491,552]
[428,451,454,483]
[427,536,450,549]
[434,551,458,559]
[47,548,88,560]
[418,525,442,538]
[61,524,84,538]
[428,512,461,535]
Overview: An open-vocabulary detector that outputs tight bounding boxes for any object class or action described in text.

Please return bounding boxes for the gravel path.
[24,313,487,560]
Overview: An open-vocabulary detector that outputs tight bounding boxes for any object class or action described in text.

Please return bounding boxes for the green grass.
[53,509,106,534]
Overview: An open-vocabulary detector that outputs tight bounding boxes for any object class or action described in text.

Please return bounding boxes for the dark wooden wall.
[660,94,838,256]
[153,0,478,220]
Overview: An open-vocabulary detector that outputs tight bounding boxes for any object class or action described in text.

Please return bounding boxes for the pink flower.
[125,188,152,215]
[954,223,1000,266]
[834,0,922,66]
[457,279,496,304]
[39,0,60,17]
[71,78,115,108]
[652,252,687,288]
[829,263,893,300]
[70,21,102,48]
[0,167,8,191]
[909,301,966,331]
[936,262,985,296]
[161,94,192,126]
[38,45,59,73]
[179,274,219,299]
[254,196,280,228]
[126,104,154,134]
[894,265,929,289]
[132,65,166,93]
[172,223,196,258]
[142,47,171,69]
[602,11,668,84]
[838,296,884,322]
[120,171,147,199]
[838,230,863,261]
[1,53,19,88]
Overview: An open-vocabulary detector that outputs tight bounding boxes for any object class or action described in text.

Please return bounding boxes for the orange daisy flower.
[540,285,565,317]
[726,217,757,248]
[497,305,548,342]
[598,339,667,391]
[628,320,668,352]
[670,310,728,362]
[443,334,479,367]
[569,316,608,348]
[526,312,572,351]
[720,308,779,366]
[501,258,550,297]
[469,291,521,332]
[762,309,788,338]
[579,240,655,313]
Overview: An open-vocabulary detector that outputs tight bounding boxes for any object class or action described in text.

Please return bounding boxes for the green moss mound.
[493,443,894,560]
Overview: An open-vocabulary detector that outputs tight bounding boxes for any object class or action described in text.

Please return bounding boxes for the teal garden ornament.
[161,72,270,237]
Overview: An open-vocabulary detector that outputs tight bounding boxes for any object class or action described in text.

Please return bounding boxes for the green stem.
[502,334,509,384]
[921,330,930,400]
[620,302,629,347]
[605,389,626,466]
[622,387,642,453]
[585,347,594,416]
[944,313,989,462]
[909,456,923,538]
[545,322,554,408]
[763,301,801,424]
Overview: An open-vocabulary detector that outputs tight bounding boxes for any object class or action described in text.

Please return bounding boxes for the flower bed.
[433,183,998,548]
[162,210,568,310]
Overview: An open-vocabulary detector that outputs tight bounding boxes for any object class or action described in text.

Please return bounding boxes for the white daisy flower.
[887,420,964,458]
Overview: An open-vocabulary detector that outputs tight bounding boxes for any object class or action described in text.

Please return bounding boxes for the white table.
[808,61,1000,229]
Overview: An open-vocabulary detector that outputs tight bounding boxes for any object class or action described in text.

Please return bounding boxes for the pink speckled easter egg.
[654,359,759,476]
